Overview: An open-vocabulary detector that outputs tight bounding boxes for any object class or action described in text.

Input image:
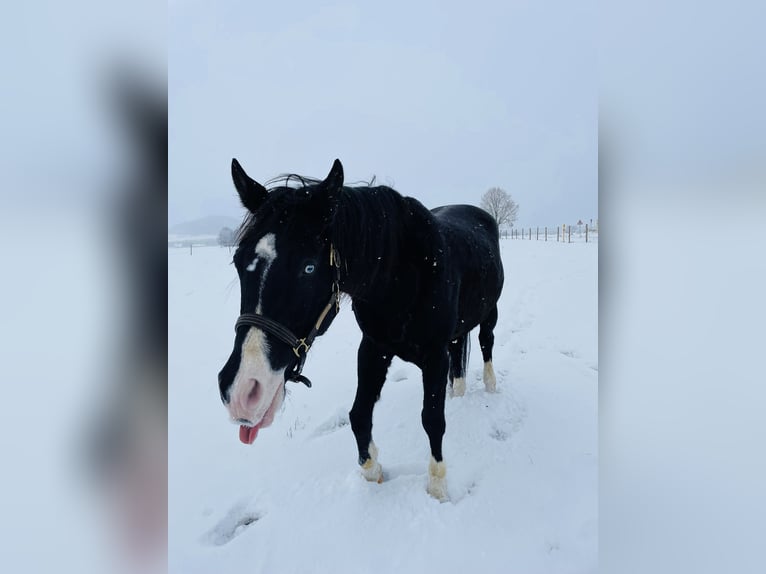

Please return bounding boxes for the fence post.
[557,227,560,242]
[568,226,571,243]
[189,244,193,255]
[529,227,531,240]
[536,227,539,240]
[545,227,547,241]
[585,224,589,243]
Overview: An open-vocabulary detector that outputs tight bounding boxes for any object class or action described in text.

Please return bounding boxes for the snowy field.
[169,238,598,574]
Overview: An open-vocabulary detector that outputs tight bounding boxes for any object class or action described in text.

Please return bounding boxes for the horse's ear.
[322,159,344,193]
[231,158,268,213]
[316,159,343,217]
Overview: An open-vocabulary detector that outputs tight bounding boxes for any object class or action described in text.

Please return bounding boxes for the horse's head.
[218,159,344,444]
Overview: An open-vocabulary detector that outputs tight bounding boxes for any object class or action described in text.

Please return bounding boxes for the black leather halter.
[234,245,341,388]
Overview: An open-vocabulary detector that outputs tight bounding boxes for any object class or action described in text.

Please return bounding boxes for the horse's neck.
[334,189,435,301]
[333,187,408,299]
[337,251,402,299]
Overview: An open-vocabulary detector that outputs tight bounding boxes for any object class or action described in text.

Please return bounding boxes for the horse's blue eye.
[304,264,315,274]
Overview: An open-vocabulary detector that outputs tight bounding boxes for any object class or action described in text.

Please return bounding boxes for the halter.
[234,244,342,388]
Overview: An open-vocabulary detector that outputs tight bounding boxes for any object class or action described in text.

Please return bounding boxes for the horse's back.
[432,204,502,267]
[431,204,499,245]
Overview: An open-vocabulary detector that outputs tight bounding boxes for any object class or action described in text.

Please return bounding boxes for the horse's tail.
[448,333,471,382]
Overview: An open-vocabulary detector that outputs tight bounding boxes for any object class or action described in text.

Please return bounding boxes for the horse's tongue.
[239,425,259,444]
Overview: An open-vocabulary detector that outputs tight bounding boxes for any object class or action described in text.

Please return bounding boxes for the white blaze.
[227,232,284,427]
[255,233,277,261]
[245,233,277,313]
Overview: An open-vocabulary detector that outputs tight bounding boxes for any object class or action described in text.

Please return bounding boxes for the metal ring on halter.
[292,339,311,357]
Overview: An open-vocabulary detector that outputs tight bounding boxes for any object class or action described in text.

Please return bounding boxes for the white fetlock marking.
[483,361,497,392]
[360,441,383,483]
[452,377,466,397]
[427,456,448,501]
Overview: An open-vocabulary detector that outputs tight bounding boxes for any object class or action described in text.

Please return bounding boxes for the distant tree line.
[218,227,236,247]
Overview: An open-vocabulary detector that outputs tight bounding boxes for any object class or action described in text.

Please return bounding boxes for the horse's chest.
[352,301,422,350]
[352,302,404,338]
[351,296,450,363]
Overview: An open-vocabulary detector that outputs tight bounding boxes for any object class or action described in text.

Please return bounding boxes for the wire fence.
[170,220,600,254]
[503,221,599,243]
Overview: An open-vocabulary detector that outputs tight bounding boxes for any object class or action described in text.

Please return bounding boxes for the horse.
[217,158,504,500]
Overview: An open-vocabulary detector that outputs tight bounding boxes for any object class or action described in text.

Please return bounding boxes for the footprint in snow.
[489,426,508,442]
[490,427,509,441]
[447,480,478,504]
[310,410,350,438]
[201,503,262,546]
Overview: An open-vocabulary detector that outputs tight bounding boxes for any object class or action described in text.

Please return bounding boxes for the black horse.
[218,159,504,500]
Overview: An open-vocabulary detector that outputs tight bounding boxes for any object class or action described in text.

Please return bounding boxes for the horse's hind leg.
[349,336,392,483]
[448,335,469,397]
[421,348,450,501]
[479,306,498,392]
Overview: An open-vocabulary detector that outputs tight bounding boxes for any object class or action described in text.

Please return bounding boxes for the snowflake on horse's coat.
[218,158,504,500]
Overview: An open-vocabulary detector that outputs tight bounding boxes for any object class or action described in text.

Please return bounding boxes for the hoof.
[361,459,383,483]
[452,377,466,397]
[427,457,448,502]
[360,441,383,483]
[483,362,497,392]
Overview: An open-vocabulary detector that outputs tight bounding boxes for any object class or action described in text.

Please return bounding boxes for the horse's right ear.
[231,158,268,213]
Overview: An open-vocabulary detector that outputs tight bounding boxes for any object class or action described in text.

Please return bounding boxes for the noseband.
[234,244,342,388]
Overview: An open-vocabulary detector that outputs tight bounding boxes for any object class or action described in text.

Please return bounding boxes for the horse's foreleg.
[349,336,391,483]
[421,348,449,501]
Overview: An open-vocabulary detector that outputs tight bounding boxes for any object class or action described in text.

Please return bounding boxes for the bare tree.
[480,187,519,230]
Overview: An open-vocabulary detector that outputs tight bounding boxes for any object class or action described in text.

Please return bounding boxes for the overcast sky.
[169,0,596,228]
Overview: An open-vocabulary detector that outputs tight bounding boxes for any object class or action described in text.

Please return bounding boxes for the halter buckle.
[293,338,311,357]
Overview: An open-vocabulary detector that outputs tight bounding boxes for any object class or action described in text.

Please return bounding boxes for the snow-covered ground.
[169,238,598,574]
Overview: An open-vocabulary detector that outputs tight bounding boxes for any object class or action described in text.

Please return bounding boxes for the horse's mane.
[236,174,376,243]
[236,173,436,297]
